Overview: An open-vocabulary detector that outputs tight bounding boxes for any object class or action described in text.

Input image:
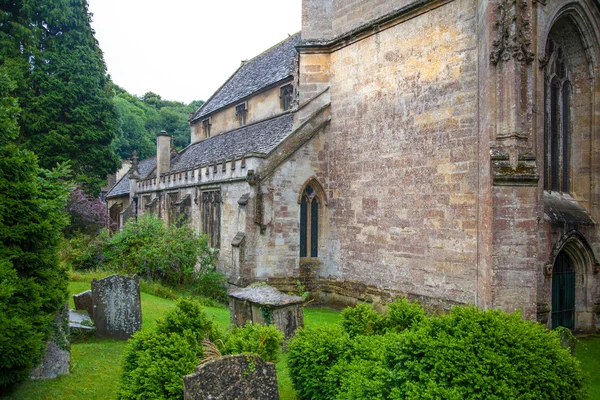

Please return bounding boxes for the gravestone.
[183,354,279,400]
[30,304,70,380]
[92,275,141,340]
[228,283,304,339]
[73,290,93,317]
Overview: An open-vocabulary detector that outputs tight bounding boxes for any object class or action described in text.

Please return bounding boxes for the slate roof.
[191,33,300,122]
[170,113,294,173]
[106,156,156,199]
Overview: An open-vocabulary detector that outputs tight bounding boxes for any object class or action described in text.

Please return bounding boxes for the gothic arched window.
[544,39,571,193]
[300,185,319,258]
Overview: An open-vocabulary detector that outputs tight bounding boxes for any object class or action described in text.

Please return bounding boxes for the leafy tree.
[64,187,109,238]
[0,69,70,389]
[111,86,204,160]
[0,0,121,195]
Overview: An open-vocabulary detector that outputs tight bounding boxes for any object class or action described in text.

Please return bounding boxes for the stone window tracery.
[202,190,221,248]
[300,185,319,258]
[544,39,571,193]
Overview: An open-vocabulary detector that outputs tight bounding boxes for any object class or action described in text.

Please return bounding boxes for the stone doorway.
[552,251,575,329]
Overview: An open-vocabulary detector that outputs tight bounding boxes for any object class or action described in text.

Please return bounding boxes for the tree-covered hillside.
[112,88,204,161]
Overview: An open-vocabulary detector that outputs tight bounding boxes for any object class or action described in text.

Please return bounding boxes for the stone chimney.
[129,150,140,200]
[156,131,171,188]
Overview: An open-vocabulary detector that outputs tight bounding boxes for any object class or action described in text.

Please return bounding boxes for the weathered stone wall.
[318,0,479,307]
[245,124,329,283]
[303,0,426,41]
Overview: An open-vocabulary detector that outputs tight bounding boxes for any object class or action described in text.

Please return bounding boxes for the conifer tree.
[0,0,120,194]
[0,69,70,389]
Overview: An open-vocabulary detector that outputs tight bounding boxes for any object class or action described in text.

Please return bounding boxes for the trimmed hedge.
[288,301,587,400]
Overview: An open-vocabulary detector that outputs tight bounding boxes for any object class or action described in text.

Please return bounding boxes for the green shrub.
[340,302,384,337]
[156,297,221,341]
[381,298,425,333]
[118,298,283,400]
[118,329,199,400]
[224,322,284,362]
[287,303,587,400]
[103,214,217,288]
[60,232,108,271]
[388,306,587,399]
[187,267,227,303]
[118,298,213,400]
[287,325,351,400]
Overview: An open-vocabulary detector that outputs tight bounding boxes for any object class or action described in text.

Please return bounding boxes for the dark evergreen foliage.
[0,0,120,195]
[0,70,70,389]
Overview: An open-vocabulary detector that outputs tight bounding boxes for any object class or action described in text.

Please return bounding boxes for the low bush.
[340,302,383,337]
[118,299,217,400]
[381,297,425,333]
[287,302,588,400]
[118,298,283,400]
[102,215,225,301]
[223,322,283,363]
[60,232,107,271]
[119,329,199,400]
[389,306,587,400]
[287,324,351,400]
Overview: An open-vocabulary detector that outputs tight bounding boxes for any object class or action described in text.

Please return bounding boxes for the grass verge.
[575,334,600,398]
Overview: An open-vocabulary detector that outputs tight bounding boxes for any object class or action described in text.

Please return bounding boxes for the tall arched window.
[300,185,319,258]
[544,39,571,193]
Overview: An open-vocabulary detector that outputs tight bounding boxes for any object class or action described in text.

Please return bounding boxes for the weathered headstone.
[183,354,279,400]
[228,283,304,339]
[557,327,576,355]
[91,275,141,340]
[30,304,70,380]
[73,290,93,317]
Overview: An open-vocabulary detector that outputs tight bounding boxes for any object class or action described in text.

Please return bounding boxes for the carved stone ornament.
[544,262,553,277]
[246,169,260,186]
[490,0,535,64]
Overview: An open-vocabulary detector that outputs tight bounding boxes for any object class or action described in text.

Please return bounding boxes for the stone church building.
[106,0,600,331]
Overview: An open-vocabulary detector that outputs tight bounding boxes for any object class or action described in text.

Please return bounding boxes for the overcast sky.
[87,0,302,104]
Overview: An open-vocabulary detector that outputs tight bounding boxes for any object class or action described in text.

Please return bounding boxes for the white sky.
[87,0,302,104]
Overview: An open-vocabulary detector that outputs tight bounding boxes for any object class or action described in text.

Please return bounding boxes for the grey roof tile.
[170,113,294,173]
[191,33,300,122]
[106,156,156,198]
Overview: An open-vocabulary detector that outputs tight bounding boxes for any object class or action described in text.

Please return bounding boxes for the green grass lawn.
[3,274,339,400]
[575,334,600,399]
[7,274,597,400]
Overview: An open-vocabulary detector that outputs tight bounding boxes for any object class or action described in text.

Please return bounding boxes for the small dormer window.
[280,84,294,111]
[236,103,247,126]
[202,118,211,138]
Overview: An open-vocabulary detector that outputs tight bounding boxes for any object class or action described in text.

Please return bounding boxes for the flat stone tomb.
[228,283,304,339]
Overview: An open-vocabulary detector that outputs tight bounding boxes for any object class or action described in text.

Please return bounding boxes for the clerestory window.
[202,118,211,139]
[544,39,571,193]
[236,103,247,126]
[280,84,294,111]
